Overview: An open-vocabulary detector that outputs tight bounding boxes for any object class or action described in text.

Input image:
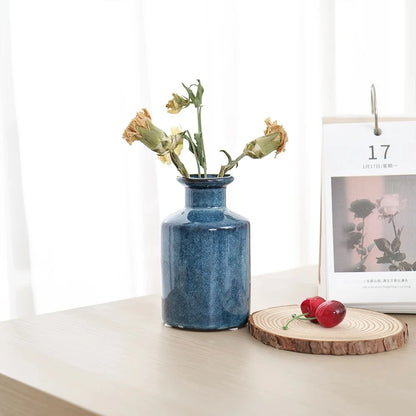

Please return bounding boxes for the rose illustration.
[373,194,415,271]
[344,199,376,271]
[376,194,406,219]
[349,199,376,219]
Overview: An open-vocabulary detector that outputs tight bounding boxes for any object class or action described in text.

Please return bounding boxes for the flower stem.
[170,151,189,178]
[218,152,246,177]
[391,216,397,238]
[359,217,365,265]
[196,106,207,178]
[184,130,201,177]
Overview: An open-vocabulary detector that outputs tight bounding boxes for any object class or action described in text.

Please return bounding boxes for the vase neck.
[185,187,227,208]
[178,175,233,209]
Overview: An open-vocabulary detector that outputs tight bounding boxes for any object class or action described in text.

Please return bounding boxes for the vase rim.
[177,174,234,187]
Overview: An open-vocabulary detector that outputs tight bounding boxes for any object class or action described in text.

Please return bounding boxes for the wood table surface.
[0,265,415,416]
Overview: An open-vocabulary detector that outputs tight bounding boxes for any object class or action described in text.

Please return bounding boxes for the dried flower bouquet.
[123,80,288,178]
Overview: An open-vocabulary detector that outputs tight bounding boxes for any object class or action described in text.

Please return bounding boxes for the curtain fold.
[0,0,35,319]
[406,0,416,113]
[1,0,414,321]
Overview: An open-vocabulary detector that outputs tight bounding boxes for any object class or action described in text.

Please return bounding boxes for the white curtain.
[1,0,415,321]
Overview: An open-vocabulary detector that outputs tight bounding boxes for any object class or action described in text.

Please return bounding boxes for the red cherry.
[300,296,325,323]
[315,300,346,328]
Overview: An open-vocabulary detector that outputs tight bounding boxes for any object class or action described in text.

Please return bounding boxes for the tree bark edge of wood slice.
[248,305,409,355]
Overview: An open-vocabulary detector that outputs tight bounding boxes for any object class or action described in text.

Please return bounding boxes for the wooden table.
[0,266,414,416]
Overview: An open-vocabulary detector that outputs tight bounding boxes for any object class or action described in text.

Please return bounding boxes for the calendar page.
[320,118,416,313]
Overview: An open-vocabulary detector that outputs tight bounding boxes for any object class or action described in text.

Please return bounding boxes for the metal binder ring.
[371,84,382,136]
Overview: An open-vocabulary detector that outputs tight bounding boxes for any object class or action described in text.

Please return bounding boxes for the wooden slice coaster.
[249,305,408,355]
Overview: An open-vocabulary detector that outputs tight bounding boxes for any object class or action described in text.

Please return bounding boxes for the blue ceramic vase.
[161,175,250,330]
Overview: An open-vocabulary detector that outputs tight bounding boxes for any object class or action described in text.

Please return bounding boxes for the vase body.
[161,175,250,330]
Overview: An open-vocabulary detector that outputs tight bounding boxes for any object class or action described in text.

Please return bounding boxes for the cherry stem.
[282,312,317,330]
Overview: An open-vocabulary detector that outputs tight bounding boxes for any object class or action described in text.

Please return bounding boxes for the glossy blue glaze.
[161,175,250,330]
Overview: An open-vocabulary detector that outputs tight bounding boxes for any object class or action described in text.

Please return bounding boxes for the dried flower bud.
[243,119,288,159]
[122,108,169,155]
[122,108,151,145]
[166,93,190,114]
[158,127,184,165]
